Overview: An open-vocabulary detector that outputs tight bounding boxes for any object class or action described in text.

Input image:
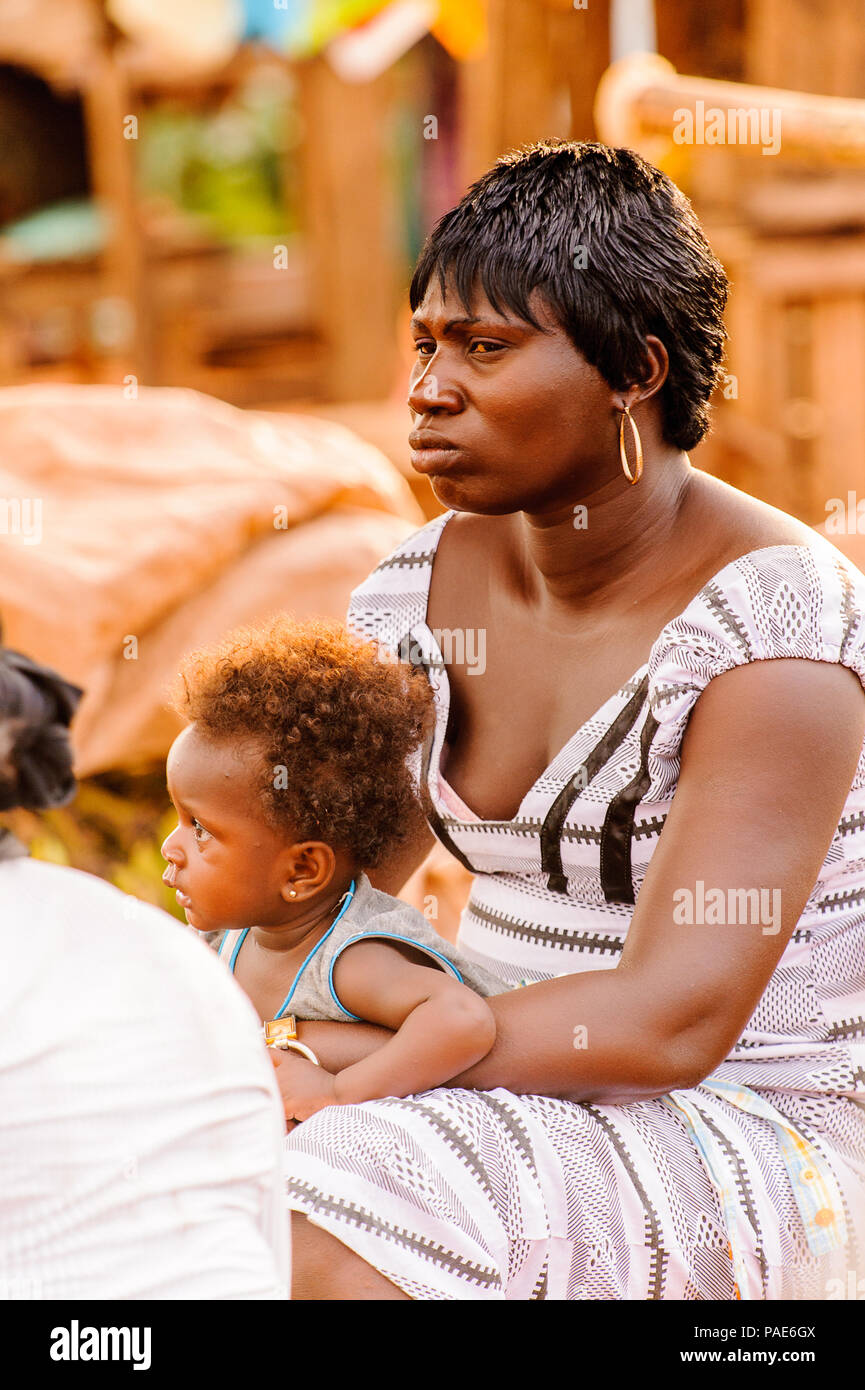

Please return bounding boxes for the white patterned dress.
[283,510,865,1300]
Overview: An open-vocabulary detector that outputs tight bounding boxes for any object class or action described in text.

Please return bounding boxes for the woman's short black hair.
[409,140,729,451]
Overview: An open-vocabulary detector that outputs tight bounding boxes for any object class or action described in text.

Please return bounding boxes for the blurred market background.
[2,0,865,935]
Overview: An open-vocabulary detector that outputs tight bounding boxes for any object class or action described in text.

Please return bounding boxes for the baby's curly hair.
[170,615,435,868]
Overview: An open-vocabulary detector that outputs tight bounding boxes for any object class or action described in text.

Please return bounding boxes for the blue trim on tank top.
[225,879,356,1020]
[327,931,463,1020]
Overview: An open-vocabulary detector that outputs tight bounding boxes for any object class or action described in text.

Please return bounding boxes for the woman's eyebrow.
[410,314,478,333]
[410,314,522,335]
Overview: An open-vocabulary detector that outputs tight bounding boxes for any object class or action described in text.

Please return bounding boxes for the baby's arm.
[273,940,495,1121]
[331,940,497,1104]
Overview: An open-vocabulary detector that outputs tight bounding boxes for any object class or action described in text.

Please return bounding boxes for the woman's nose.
[161,825,183,863]
[407,360,462,415]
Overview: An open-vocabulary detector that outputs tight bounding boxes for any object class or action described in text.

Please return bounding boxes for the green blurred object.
[4,772,186,924]
[0,198,107,264]
[137,78,299,246]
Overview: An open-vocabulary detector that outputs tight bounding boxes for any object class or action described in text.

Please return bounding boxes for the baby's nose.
[160,825,182,862]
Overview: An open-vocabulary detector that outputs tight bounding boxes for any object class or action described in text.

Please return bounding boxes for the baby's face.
[161,724,297,934]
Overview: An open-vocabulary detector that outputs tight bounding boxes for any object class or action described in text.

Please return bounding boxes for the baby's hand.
[269,1049,338,1123]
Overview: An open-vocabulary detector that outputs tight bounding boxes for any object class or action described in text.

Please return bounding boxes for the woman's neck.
[508,450,695,617]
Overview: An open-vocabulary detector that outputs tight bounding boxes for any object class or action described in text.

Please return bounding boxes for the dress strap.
[272,880,356,1019]
[599,706,659,904]
[410,646,476,873]
[224,929,249,970]
[541,675,649,895]
[218,885,357,1017]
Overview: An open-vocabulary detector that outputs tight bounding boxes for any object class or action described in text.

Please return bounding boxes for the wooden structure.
[0,12,402,404]
[594,46,865,528]
[4,1,865,531]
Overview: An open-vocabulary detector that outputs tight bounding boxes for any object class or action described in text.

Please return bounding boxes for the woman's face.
[407,277,623,514]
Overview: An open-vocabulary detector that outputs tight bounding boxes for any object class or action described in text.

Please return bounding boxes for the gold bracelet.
[263,1016,320,1066]
[275,1038,321,1066]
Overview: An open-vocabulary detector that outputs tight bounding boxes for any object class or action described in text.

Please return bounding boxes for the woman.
[276,141,865,1300]
[0,634,288,1299]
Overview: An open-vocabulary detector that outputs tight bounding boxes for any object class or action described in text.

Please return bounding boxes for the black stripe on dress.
[541,676,649,895]
[599,708,659,905]
[412,647,478,875]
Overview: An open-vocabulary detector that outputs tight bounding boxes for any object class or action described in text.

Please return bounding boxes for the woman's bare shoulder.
[689,472,820,555]
[427,510,503,607]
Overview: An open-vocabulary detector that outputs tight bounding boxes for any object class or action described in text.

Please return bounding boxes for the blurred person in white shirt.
[0,632,288,1300]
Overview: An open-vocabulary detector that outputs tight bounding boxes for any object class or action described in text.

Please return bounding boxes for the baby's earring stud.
[288,888,297,898]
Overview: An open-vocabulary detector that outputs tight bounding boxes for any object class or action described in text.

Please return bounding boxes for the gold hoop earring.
[619,406,643,485]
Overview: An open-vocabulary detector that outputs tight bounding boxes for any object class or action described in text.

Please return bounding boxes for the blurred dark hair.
[409,140,729,451]
[0,623,82,812]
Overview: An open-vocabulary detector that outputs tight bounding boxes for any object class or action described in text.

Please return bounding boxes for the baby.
[161,615,509,1122]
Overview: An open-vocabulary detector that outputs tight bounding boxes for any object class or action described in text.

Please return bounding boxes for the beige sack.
[0,382,473,935]
[0,383,422,773]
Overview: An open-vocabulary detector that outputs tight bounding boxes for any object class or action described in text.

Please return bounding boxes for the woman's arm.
[283,657,865,1109]
[450,657,865,1101]
[272,943,495,1120]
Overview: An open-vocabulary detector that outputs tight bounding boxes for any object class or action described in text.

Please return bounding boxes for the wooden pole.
[80,48,152,381]
[294,56,400,402]
[595,52,865,166]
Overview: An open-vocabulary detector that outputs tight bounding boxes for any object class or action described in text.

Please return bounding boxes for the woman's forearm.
[448,968,714,1103]
[296,1018,394,1074]
[297,966,714,1106]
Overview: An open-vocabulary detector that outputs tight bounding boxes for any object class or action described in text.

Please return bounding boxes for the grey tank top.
[217,871,511,1022]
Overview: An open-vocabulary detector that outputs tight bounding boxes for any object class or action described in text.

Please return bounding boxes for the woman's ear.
[626,335,669,408]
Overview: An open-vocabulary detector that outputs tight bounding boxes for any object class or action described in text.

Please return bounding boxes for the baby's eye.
[192,819,212,845]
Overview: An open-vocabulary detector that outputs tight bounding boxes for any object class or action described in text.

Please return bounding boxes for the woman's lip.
[408,431,457,448]
[410,447,462,474]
